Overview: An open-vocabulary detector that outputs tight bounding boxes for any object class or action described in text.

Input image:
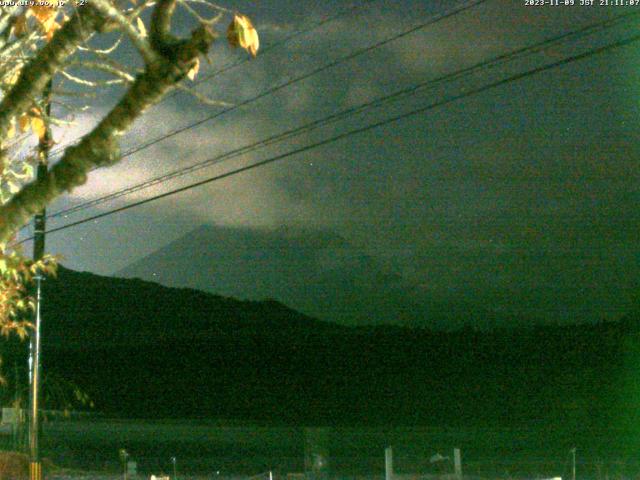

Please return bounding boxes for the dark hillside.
[0,266,632,429]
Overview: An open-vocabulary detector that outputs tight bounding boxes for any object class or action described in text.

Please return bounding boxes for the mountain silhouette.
[116,224,489,328]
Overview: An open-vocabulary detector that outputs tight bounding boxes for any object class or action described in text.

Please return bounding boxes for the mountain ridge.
[0,265,633,427]
[116,224,499,329]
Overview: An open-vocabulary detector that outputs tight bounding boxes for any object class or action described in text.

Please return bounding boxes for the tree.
[0,0,259,335]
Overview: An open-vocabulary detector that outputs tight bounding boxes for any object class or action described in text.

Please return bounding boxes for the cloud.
[58,98,312,229]
[42,0,640,325]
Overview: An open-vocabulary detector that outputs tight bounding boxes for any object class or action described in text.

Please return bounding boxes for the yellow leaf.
[30,4,60,41]
[227,14,259,58]
[187,57,200,81]
[6,118,16,140]
[6,67,21,87]
[31,4,57,24]
[18,108,46,141]
[7,180,19,194]
[30,115,46,142]
[18,114,30,134]
[45,21,60,41]
[136,17,147,38]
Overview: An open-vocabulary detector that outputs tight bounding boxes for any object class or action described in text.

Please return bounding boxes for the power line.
[167,1,373,94]
[125,0,487,158]
[16,29,640,245]
[50,0,488,166]
[47,0,376,159]
[47,8,640,220]
[14,0,479,235]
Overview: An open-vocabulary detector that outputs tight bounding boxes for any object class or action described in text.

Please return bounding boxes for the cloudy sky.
[21,0,640,325]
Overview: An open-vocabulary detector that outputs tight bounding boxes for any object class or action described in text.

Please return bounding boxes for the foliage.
[0,0,259,337]
[0,451,59,480]
[0,451,31,480]
[0,247,56,340]
[1,365,94,416]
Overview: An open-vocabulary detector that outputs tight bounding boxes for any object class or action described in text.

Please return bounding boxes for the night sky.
[21,0,640,326]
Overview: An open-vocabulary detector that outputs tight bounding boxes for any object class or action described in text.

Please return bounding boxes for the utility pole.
[385,447,393,480]
[571,447,576,480]
[28,79,52,480]
[122,450,129,480]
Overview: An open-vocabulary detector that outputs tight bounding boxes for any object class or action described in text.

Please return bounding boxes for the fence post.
[454,448,462,479]
[385,447,394,480]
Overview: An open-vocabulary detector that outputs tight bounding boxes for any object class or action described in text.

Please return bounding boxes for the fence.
[0,419,639,480]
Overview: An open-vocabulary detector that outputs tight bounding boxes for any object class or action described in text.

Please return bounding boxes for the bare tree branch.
[68,60,135,83]
[77,35,123,54]
[0,3,217,244]
[175,83,232,107]
[150,0,177,52]
[90,0,158,64]
[0,7,103,145]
